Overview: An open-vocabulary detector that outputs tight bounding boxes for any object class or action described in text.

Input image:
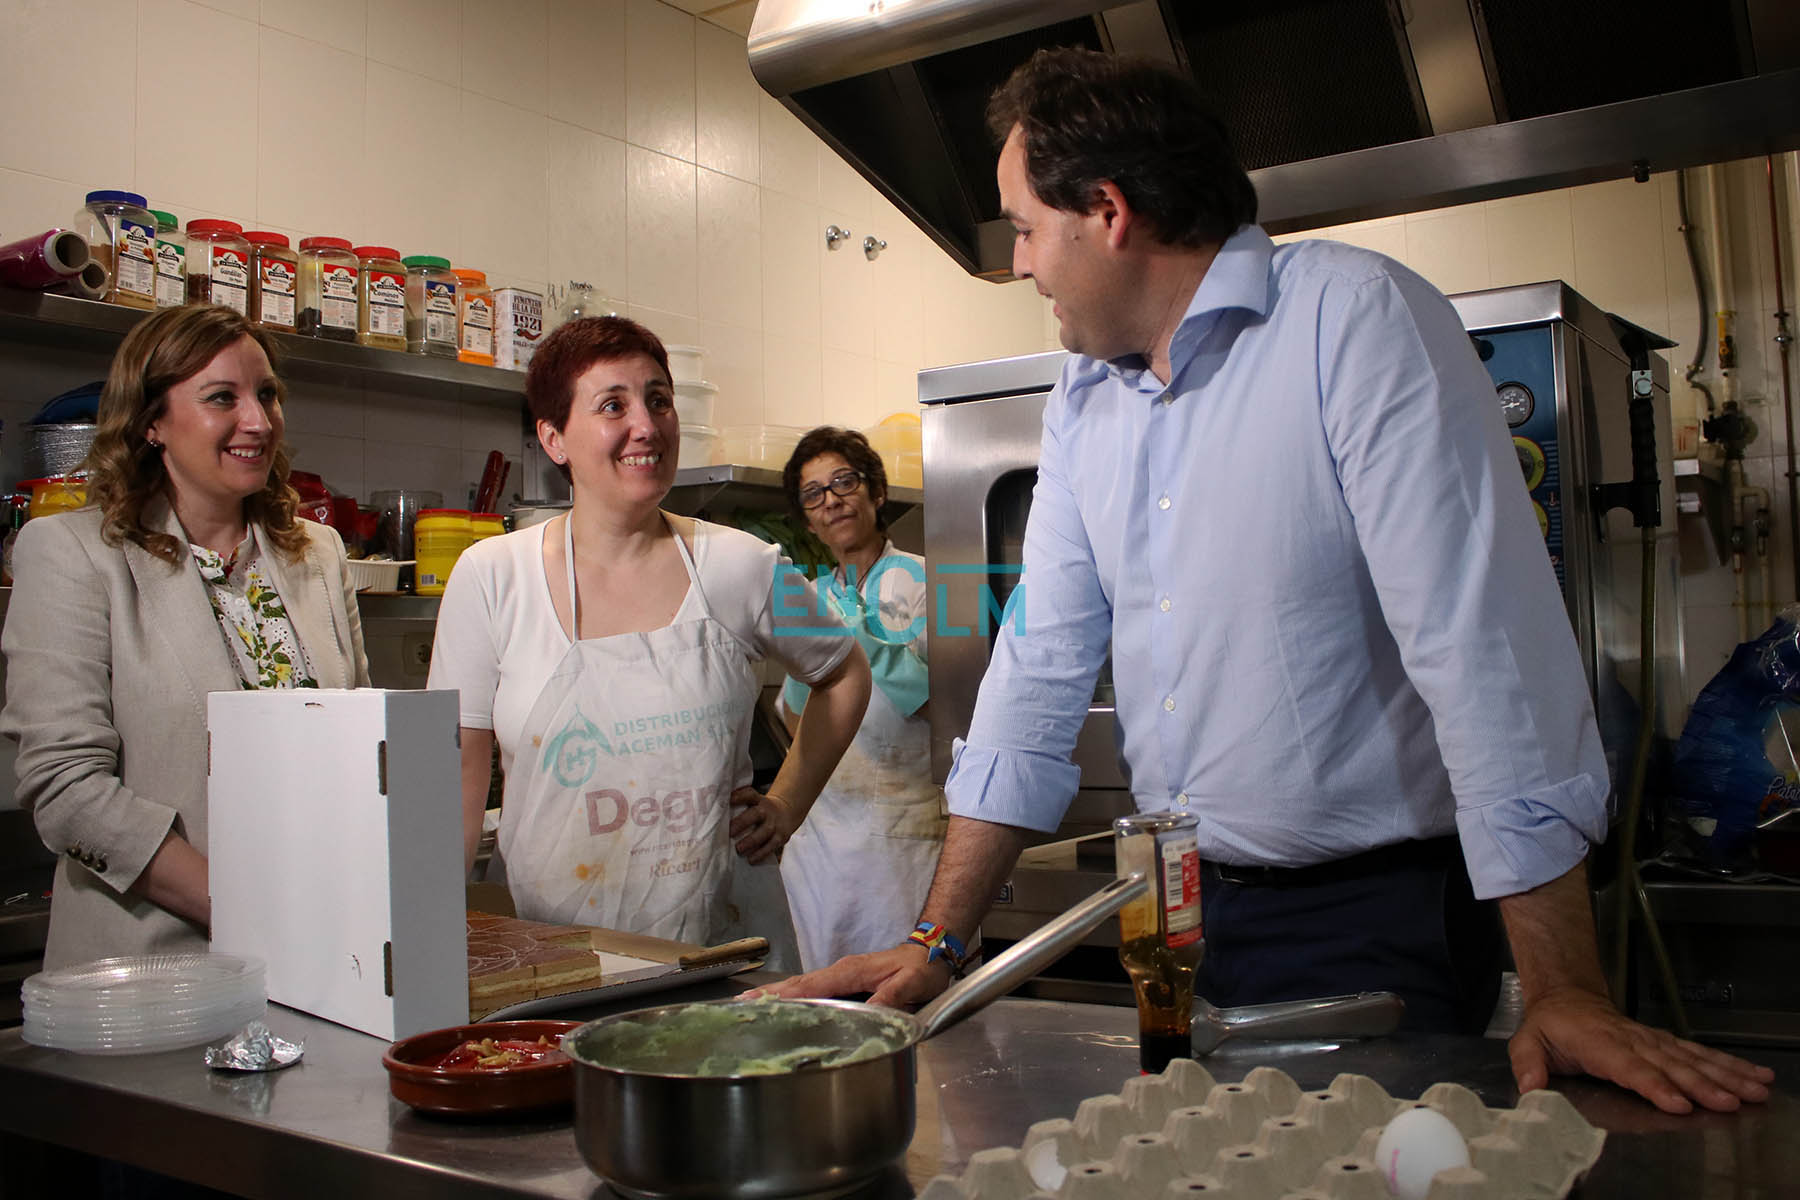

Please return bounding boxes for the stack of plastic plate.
[22,953,266,1054]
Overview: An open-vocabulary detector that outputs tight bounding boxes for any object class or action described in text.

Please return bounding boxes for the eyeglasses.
[799,469,864,509]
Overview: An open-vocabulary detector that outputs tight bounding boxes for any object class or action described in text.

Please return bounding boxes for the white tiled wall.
[4,0,1796,718]
[0,0,1050,509]
[1293,157,1800,706]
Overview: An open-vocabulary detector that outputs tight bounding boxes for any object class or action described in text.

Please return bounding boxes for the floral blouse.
[192,532,317,691]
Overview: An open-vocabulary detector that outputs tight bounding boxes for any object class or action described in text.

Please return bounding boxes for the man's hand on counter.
[756,944,952,1009]
[1501,858,1775,1114]
[1510,985,1774,1114]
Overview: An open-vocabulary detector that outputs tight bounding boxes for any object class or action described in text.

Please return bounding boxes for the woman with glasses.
[777,427,946,971]
[428,318,869,972]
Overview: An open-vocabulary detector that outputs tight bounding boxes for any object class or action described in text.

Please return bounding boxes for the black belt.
[1202,834,1462,889]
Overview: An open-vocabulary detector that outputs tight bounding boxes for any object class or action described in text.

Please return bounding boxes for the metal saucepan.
[563,873,1150,1200]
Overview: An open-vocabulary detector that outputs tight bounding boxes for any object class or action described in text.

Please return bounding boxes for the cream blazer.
[1,500,370,969]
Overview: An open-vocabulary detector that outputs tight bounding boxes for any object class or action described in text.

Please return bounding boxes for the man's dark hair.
[986,47,1257,248]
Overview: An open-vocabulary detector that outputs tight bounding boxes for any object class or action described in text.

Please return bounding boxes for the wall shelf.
[0,290,525,407]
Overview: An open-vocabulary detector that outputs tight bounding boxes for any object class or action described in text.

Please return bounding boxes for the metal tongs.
[1190,991,1405,1055]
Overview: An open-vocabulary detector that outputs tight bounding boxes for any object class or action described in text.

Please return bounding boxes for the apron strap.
[561,511,714,639]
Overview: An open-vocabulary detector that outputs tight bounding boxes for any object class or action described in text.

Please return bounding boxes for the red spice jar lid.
[353,246,401,260]
[187,218,244,235]
[244,230,290,247]
[299,236,352,251]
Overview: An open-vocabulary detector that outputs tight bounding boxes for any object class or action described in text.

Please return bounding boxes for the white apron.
[499,514,801,971]
[780,551,947,971]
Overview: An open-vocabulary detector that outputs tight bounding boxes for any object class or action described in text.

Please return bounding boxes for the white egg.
[1374,1106,1471,1200]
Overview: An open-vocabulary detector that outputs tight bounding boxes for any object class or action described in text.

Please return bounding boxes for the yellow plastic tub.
[414,509,473,595]
[469,512,507,542]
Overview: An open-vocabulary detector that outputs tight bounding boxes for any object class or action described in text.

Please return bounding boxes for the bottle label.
[368,270,406,335]
[210,246,249,315]
[260,258,296,326]
[424,278,457,344]
[1164,846,1202,946]
[320,262,358,329]
[116,218,155,297]
[153,239,186,308]
[462,295,494,354]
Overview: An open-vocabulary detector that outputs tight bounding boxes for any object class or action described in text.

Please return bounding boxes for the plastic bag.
[1670,605,1800,868]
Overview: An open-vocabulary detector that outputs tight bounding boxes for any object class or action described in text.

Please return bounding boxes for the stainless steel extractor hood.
[749,0,1800,279]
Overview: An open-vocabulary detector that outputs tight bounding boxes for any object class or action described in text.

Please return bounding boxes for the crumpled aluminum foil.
[204,1021,304,1072]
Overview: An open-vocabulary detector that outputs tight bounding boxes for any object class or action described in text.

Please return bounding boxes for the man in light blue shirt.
[772,46,1771,1113]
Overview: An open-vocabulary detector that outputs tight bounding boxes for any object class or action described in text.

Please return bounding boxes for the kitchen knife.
[602,937,769,986]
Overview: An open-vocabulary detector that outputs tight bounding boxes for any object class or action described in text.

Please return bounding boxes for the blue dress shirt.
[943,225,1610,900]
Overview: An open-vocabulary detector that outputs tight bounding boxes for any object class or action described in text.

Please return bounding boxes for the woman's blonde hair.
[84,304,306,565]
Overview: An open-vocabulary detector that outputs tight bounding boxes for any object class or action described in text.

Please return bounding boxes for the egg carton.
[916,1059,1604,1200]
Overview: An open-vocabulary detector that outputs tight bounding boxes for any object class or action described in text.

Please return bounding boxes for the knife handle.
[678,937,769,968]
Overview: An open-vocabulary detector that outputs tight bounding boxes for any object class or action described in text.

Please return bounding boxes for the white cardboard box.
[208,688,467,1040]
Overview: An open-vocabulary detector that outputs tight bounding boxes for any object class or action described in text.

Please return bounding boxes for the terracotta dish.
[383,1019,581,1116]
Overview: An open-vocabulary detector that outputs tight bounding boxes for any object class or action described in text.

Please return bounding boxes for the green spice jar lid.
[402,254,451,269]
[149,210,179,230]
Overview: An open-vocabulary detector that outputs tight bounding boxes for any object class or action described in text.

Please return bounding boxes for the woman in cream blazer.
[1,306,369,970]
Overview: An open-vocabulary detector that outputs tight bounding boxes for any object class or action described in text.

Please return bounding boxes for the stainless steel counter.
[0,977,1794,1199]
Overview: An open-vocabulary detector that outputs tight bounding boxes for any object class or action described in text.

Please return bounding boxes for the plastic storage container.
[353,246,407,350]
[453,268,494,365]
[149,211,186,309]
[297,237,359,341]
[413,509,473,595]
[718,424,806,469]
[185,220,251,315]
[19,476,87,520]
[403,255,458,358]
[863,412,923,489]
[73,190,156,309]
[244,232,298,332]
[679,423,720,469]
[469,512,507,541]
[672,379,716,426]
[666,344,706,383]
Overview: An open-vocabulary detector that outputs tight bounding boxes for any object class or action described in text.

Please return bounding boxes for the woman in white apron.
[777,428,948,971]
[429,318,870,973]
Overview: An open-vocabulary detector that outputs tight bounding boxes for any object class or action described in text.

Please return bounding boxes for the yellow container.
[469,512,506,541]
[22,476,88,520]
[414,508,473,596]
[863,412,922,489]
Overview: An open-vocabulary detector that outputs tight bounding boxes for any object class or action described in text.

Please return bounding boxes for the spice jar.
[185,219,251,315]
[244,231,298,332]
[403,255,458,358]
[296,237,360,341]
[149,211,186,309]
[72,190,156,309]
[453,268,495,365]
[353,246,407,350]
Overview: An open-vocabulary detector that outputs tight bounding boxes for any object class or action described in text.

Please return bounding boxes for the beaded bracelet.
[906,921,970,978]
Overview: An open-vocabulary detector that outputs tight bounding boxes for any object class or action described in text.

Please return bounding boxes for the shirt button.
[1157,494,1171,511]
[1161,393,1174,406]
[1177,792,1189,806]
[1163,696,1176,712]
[1159,595,1171,612]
